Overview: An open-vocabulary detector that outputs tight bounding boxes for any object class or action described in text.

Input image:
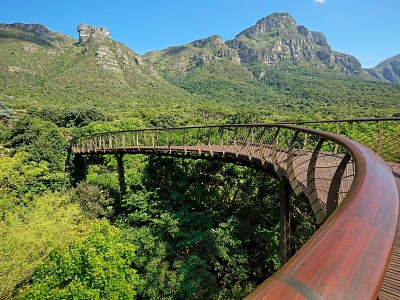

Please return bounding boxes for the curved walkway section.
[71,123,399,299]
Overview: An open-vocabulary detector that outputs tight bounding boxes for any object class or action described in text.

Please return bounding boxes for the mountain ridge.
[0,13,399,119]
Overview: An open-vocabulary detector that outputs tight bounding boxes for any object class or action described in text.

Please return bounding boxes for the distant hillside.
[0,23,204,115]
[368,54,400,84]
[142,35,283,108]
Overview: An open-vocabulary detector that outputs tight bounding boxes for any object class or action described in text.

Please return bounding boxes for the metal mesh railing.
[286,118,400,163]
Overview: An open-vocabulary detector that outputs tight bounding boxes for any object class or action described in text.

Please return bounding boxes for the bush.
[71,181,113,219]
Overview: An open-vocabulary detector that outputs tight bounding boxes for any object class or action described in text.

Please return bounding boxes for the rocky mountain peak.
[9,23,53,40]
[226,12,361,73]
[77,24,110,44]
[237,12,297,39]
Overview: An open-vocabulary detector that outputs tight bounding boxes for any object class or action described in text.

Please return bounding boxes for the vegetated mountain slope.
[142,35,284,110]
[0,23,204,114]
[144,12,400,117]
[368,54,400,84]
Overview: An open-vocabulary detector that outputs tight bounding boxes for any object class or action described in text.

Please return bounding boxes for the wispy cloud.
[314,0,327,4]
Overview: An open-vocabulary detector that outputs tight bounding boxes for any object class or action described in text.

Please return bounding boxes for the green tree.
[8,115,69,171]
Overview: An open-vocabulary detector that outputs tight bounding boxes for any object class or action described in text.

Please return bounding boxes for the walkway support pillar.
[115,153,126,198]
[279,179,291,265]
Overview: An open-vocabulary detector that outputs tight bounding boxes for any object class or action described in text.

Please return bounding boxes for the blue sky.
[1,0,399,68]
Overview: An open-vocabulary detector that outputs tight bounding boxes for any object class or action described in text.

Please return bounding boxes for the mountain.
[144,13,366,79]
[0,23,202,114]
[368,54,400,84]
[0,15,399,119]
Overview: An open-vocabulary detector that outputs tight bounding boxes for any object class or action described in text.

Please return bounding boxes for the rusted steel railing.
[71,121,399,299]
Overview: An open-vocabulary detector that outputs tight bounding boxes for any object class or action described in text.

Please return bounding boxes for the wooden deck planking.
[379,164,400,300]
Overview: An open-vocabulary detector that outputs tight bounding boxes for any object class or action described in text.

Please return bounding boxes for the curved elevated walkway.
[71,120,400,299]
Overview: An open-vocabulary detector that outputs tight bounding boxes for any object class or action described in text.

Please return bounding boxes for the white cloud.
[314,0,327,3]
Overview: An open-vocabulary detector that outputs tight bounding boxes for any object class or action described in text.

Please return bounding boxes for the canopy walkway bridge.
[71,118,400,299]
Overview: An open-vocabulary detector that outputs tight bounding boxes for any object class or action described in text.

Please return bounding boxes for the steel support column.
[70,153,88,186]
[279,179,291,265]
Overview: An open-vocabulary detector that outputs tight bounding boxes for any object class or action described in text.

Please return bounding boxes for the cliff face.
[76,24,152,74]
[77,24,110,45]
[226,13,361,73]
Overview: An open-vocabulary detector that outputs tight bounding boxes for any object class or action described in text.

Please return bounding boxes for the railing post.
[333,122,340,154]
[271,128,281,174]
[122,134,126,150]
[286,131,303,195]
[307,138,326,223]
[280,178,291,266]
[233,127,239,158]
[220,127,225,156]
[196,128,201,154]
[183,128,187,155]
[377,121,383,155]
[168,130,172,154]
[303,133,308,150]
[208,128,213,157]
[257,128,267,165]
[247,127,254,161]
[327,152,352,217]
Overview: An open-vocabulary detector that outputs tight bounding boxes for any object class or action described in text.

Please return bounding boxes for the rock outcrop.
[77,24,110,45]
[8,23,53,40]
[191,35,241,65]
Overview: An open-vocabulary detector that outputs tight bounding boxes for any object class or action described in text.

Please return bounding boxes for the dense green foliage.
[17,220,139,300]
[0,113,319,299]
